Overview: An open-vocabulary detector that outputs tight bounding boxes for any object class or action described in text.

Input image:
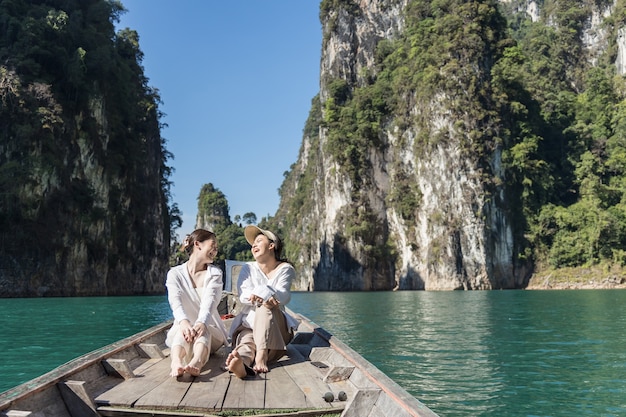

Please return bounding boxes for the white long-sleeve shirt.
[165,262,228,346]
[230,261,299,336]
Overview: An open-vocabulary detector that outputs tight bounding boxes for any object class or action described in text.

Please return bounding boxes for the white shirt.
[165,262,228,346]
[230,261,299,335]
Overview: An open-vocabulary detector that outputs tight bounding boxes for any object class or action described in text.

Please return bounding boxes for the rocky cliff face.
[0,1,171,297]
[280,0,515,290]
[0,83,169,297]
[276,0,621,291]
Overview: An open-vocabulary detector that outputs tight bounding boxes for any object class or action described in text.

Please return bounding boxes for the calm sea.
[1,290,625,417]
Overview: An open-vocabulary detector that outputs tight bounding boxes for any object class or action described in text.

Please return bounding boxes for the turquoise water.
[0,295,171,392]
[293,290,626,417]
[1,290,625,417]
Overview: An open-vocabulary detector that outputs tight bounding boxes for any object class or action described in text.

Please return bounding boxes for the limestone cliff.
[0,1,172,296]
[276,0,625,290]
[278,0,514,290]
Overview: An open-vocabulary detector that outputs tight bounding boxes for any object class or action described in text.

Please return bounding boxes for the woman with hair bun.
[165,229,228,378]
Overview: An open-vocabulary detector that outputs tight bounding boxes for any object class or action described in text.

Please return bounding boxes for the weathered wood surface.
[0,308,439,417]
[0,321,172,417]
[95,343,340,414]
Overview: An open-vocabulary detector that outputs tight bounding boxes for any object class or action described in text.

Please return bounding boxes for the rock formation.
[276,0,625,290]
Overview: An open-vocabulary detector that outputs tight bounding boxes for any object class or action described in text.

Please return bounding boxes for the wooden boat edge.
[289,308,438,417]
[0,320,172,409]
[1,306,439,417]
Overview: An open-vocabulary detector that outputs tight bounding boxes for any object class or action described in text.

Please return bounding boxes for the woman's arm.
[270,264,295,305]
[196,266,223,326]
[237,263,256,305]
[165,268,190,324]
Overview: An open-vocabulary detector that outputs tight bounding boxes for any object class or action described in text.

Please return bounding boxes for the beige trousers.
[231,305,293,367]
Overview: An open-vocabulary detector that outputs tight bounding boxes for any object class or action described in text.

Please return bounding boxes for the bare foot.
[170,362,184,378]
[226,351,248,379]
[170,346,186,378]
[253,349,269,373]
[185,354,206,376]
[184,364,201,376]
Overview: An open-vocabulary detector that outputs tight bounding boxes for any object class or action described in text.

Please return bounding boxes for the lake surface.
[1,290,625,417]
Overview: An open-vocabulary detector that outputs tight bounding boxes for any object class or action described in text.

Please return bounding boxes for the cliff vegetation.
[0,0,177,296]
[270,0,626,290]
[183,183,256,266]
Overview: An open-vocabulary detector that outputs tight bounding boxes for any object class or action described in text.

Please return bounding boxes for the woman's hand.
[263,295,280,309]
[192,323,207,338]
[181,320,196,342]
[249,294,279,309]
[249,294,263,306]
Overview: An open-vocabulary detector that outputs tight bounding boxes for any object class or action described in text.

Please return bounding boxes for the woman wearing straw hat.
[225,225,298,378]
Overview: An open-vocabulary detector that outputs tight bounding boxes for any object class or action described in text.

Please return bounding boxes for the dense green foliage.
[0,0,175,295]
[285,0,626,277]
[186,183,253,265]
[497,0,626,268]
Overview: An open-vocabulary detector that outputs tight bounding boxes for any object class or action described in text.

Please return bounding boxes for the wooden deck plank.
[276,346,336,410]
[280,362,336,409]
[221,372,266,410]
[264,353,310,409]
[133,370,194,410]
[130,357,166,376]
[177,351,231,410]
[94,358,172,407]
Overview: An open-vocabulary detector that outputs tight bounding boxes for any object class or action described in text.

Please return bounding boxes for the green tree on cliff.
[0,0,175,296]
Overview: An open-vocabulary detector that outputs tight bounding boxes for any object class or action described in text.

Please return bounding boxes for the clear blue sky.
[116,1,322,236]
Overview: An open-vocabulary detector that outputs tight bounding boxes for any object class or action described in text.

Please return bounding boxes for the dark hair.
[262,232,289,264]
[270,234,284,261]
[182,229,216,255]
